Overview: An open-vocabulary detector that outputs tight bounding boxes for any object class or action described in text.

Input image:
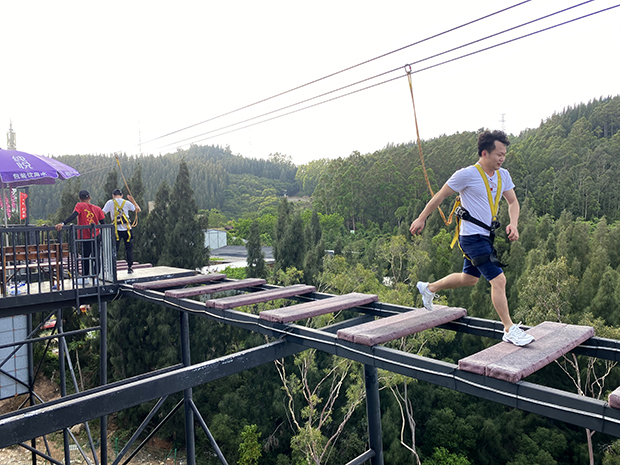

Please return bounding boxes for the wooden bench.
[165,278,266,298]
[1,242,70,295]
[458,321,594,383]
[337,305,467,346]
[259,292,379,323]
[204,284,316,310]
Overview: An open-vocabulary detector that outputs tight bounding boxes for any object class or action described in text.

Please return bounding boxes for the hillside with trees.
[26,95,620,464]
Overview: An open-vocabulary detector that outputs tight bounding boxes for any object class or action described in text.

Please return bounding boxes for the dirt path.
[0,443,181,465]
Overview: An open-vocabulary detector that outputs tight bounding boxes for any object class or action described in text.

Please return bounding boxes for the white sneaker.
[417,281,437,311]
[502,323,535,346]
[76,277,85,285]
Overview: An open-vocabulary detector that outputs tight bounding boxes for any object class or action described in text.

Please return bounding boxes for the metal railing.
[0,224,116,297]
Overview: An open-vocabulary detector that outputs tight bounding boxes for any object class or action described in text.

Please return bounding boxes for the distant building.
[204,229,227,250]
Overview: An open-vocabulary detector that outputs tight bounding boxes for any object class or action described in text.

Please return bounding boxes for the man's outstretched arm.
[410,183,456,235]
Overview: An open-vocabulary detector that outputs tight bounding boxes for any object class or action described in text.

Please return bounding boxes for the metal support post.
[181,311,196,465]
[100,301,108,465]
[58,309,71,465]
[364,364,383,465]
[27,313,36,465]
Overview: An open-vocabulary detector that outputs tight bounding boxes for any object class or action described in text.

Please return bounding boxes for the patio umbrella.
[0,149,80,227]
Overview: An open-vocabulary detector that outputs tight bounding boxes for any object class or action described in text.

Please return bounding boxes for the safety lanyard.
[474,163,502,220]
[112,199,131,241]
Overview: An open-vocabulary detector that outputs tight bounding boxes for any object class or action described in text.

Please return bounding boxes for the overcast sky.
[1,0,619,166]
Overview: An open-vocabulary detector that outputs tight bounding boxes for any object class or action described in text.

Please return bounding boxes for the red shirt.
[74,202,105,239]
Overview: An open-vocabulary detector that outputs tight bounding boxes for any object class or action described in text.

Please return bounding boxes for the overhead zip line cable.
[141,1,532,148]
[114,154,138,227]
[159,1,607,151]
[405,64,459,227]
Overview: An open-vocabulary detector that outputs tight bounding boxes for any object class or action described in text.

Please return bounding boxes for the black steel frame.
[3,248,620,463]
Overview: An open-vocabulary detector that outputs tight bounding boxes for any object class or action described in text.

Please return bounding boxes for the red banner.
[19,192,27,220]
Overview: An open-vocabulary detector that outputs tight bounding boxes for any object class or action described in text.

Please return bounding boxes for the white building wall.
[204,229,227,250]
[0,315,29,400]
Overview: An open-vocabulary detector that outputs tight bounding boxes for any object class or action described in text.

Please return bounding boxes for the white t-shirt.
[446,164,514,236]
[103,198,136,231]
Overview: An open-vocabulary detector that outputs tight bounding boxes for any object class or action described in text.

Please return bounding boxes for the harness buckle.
[454,206,468,220]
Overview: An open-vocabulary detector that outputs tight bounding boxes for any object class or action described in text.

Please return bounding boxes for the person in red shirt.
[55,190,105,281]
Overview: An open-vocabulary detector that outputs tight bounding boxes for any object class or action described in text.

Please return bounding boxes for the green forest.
[25,95,620,464]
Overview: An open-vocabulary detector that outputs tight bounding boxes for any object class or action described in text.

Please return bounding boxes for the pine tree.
[304,210,324,285]
[246,219,266,278]
[140,181,170,265]
[55,178,81,223]
[273,197,291,272]
[102,169,118,207]
[162,160,209,270]
[274,199,305,273]
[128,164,145,210]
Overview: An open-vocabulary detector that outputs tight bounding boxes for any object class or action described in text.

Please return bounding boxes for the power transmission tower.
[500,113,506,132]
[6,121,16,150]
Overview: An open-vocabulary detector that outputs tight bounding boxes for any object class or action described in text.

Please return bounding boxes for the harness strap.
[474,163,502,220]
[451,164,506,267]
[113,199,131,242]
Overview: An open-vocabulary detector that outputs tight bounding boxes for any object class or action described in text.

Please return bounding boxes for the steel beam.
[127,286,620,362]
[364,365,383,465]
[0,340,305,448]
[123,287,620,437]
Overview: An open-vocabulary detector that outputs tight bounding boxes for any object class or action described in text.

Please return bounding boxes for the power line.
[140,0,533,148]
[160,1,610,151]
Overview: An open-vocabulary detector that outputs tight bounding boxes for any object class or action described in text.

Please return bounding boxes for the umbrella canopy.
[0,149,80,189]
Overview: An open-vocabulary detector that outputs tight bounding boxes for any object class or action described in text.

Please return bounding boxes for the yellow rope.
[114,154,138,227]
[406,66,457,227]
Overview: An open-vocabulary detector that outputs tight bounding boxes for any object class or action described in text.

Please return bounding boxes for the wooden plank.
[609,387,620,409]
[132,273,226,290]
[204,284,316,310]
[165,278,266,298]
[117,263,153,270]
[337,305,467,346]
[457,321,594,384]
[259,293,378,323]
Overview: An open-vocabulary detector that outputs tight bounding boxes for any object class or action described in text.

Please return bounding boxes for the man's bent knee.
[489,272,506,288]
[462,273,479,286]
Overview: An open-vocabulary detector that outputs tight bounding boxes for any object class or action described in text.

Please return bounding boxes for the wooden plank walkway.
[132,273,226,290]
[117,263,153,270]
[259,292,378,323]
[165,278,267,298]
[337,305,467,346]
[458,321,594,383]
[609,387,620,409]
[204,284,316,310]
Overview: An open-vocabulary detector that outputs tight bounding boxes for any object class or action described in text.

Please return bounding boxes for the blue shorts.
[459,234,503,282]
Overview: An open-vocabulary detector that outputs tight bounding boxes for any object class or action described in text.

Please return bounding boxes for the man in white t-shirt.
[409,130,533,346]
[103,189,141,274]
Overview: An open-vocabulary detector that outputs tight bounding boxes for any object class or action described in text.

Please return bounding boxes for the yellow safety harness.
[450,164,503,265]
[115,154,138,228]
[112,198,131,241]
